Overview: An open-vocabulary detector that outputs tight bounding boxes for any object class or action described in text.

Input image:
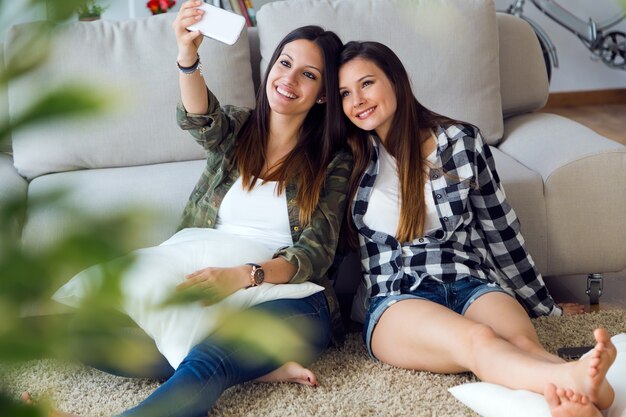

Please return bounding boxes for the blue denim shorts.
[363,277,510,360]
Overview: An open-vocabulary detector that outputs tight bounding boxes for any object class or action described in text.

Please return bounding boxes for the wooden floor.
[538,102,626,312]
[541,104,626,146]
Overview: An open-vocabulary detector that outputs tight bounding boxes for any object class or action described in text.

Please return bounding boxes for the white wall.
[494,0,626,92]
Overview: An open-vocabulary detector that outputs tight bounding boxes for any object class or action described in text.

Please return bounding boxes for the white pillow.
[449,333,626,417]
[53,228,324,369]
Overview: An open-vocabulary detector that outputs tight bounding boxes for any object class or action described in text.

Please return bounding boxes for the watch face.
[253,268,265,285]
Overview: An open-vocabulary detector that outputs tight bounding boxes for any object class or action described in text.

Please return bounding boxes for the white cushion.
[257,0,503,143]
[6,14,256,180]
[52,228,324,369]
[449,333,626,417]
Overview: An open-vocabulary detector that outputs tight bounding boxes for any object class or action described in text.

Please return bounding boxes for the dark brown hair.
[234,26,344,226]
[339,41,457,244]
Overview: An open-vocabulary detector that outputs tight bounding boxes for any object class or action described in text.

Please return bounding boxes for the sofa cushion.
[6,14,256,180]
[22,160,205,254]
[257,0,503,143]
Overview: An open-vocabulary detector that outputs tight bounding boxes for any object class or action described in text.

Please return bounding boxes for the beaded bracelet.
[177,55,202,75]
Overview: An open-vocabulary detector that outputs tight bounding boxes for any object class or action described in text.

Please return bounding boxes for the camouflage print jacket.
[176,89,352,345]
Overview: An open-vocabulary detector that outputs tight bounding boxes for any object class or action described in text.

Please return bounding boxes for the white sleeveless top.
[363,144,440,238]
[216,177,293,251]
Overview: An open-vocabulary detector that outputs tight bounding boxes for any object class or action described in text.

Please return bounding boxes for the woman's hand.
[172,0,205,65]
[176,265,250,305]
[558,302,586,315]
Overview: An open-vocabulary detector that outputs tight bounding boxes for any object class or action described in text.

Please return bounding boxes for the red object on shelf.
[147,0,176,15]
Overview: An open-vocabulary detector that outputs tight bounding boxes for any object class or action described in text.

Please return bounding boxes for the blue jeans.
[116,292,331,417]
[363,277,509,359]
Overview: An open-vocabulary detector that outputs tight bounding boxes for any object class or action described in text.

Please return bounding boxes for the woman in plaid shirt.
[338,41,616,413]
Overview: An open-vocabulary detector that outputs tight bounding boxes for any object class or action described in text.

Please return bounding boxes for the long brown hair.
[234,26,344,226]
[339,41,457,244]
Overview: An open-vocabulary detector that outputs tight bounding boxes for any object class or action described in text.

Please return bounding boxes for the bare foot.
[576,328,616,410]
[544,383,602,417]
[255,361,318,387]
[20,391,80,417]
[558,303,585,316]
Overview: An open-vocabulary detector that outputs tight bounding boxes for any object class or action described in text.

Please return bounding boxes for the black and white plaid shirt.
[353,124,562,317]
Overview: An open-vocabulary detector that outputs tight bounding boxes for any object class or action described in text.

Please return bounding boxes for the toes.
[593,329,611,347]
[556,387,569,403]
[20,391,34,405]
[302,369,318,387]
[544,383,561,408]
[306,375,319,387]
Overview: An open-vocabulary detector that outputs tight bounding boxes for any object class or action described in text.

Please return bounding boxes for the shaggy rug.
[2,310,625,417]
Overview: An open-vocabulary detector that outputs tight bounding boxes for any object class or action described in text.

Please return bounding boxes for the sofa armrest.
[497,13,548,119]
[0,153,28,242]
[499,113,626,275]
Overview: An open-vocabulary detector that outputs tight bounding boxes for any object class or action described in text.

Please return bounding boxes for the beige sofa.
[1,0,624,305]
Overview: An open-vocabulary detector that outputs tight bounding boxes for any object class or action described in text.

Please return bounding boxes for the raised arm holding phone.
[22,2,352,416]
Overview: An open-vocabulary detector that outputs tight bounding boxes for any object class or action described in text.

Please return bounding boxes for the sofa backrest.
[4,2,550,180]
[250,3,550,139]
[6,13,256,181]
[256,0,504,144]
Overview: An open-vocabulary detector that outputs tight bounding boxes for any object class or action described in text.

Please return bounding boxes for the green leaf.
[1,22,52,83]
[0,392,44,417]
[0,85,112,142]
[41,0,88,22]
[213,309,316,366]
[160,286,222,307]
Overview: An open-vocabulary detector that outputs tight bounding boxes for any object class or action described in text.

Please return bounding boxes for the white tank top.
[363,144,440,238]
[216,177,293,251]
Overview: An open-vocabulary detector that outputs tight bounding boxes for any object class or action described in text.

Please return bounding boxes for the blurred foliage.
[76,0,108,19]
[0,1,305,415]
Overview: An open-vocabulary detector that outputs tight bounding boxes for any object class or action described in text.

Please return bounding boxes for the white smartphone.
[186,3,246,46]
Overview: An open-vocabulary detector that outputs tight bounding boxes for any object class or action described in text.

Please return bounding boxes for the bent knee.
[509,333,542,354]
[467,323,499,350]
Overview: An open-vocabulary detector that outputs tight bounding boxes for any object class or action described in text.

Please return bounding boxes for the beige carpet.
[2,310,625,417]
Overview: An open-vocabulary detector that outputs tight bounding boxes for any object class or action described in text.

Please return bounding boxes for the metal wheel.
[598,31,626,69]
[586,273,603,305]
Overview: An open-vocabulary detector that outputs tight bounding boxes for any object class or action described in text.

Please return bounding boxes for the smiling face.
[265,39,325,119]
[339,58,397,142]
